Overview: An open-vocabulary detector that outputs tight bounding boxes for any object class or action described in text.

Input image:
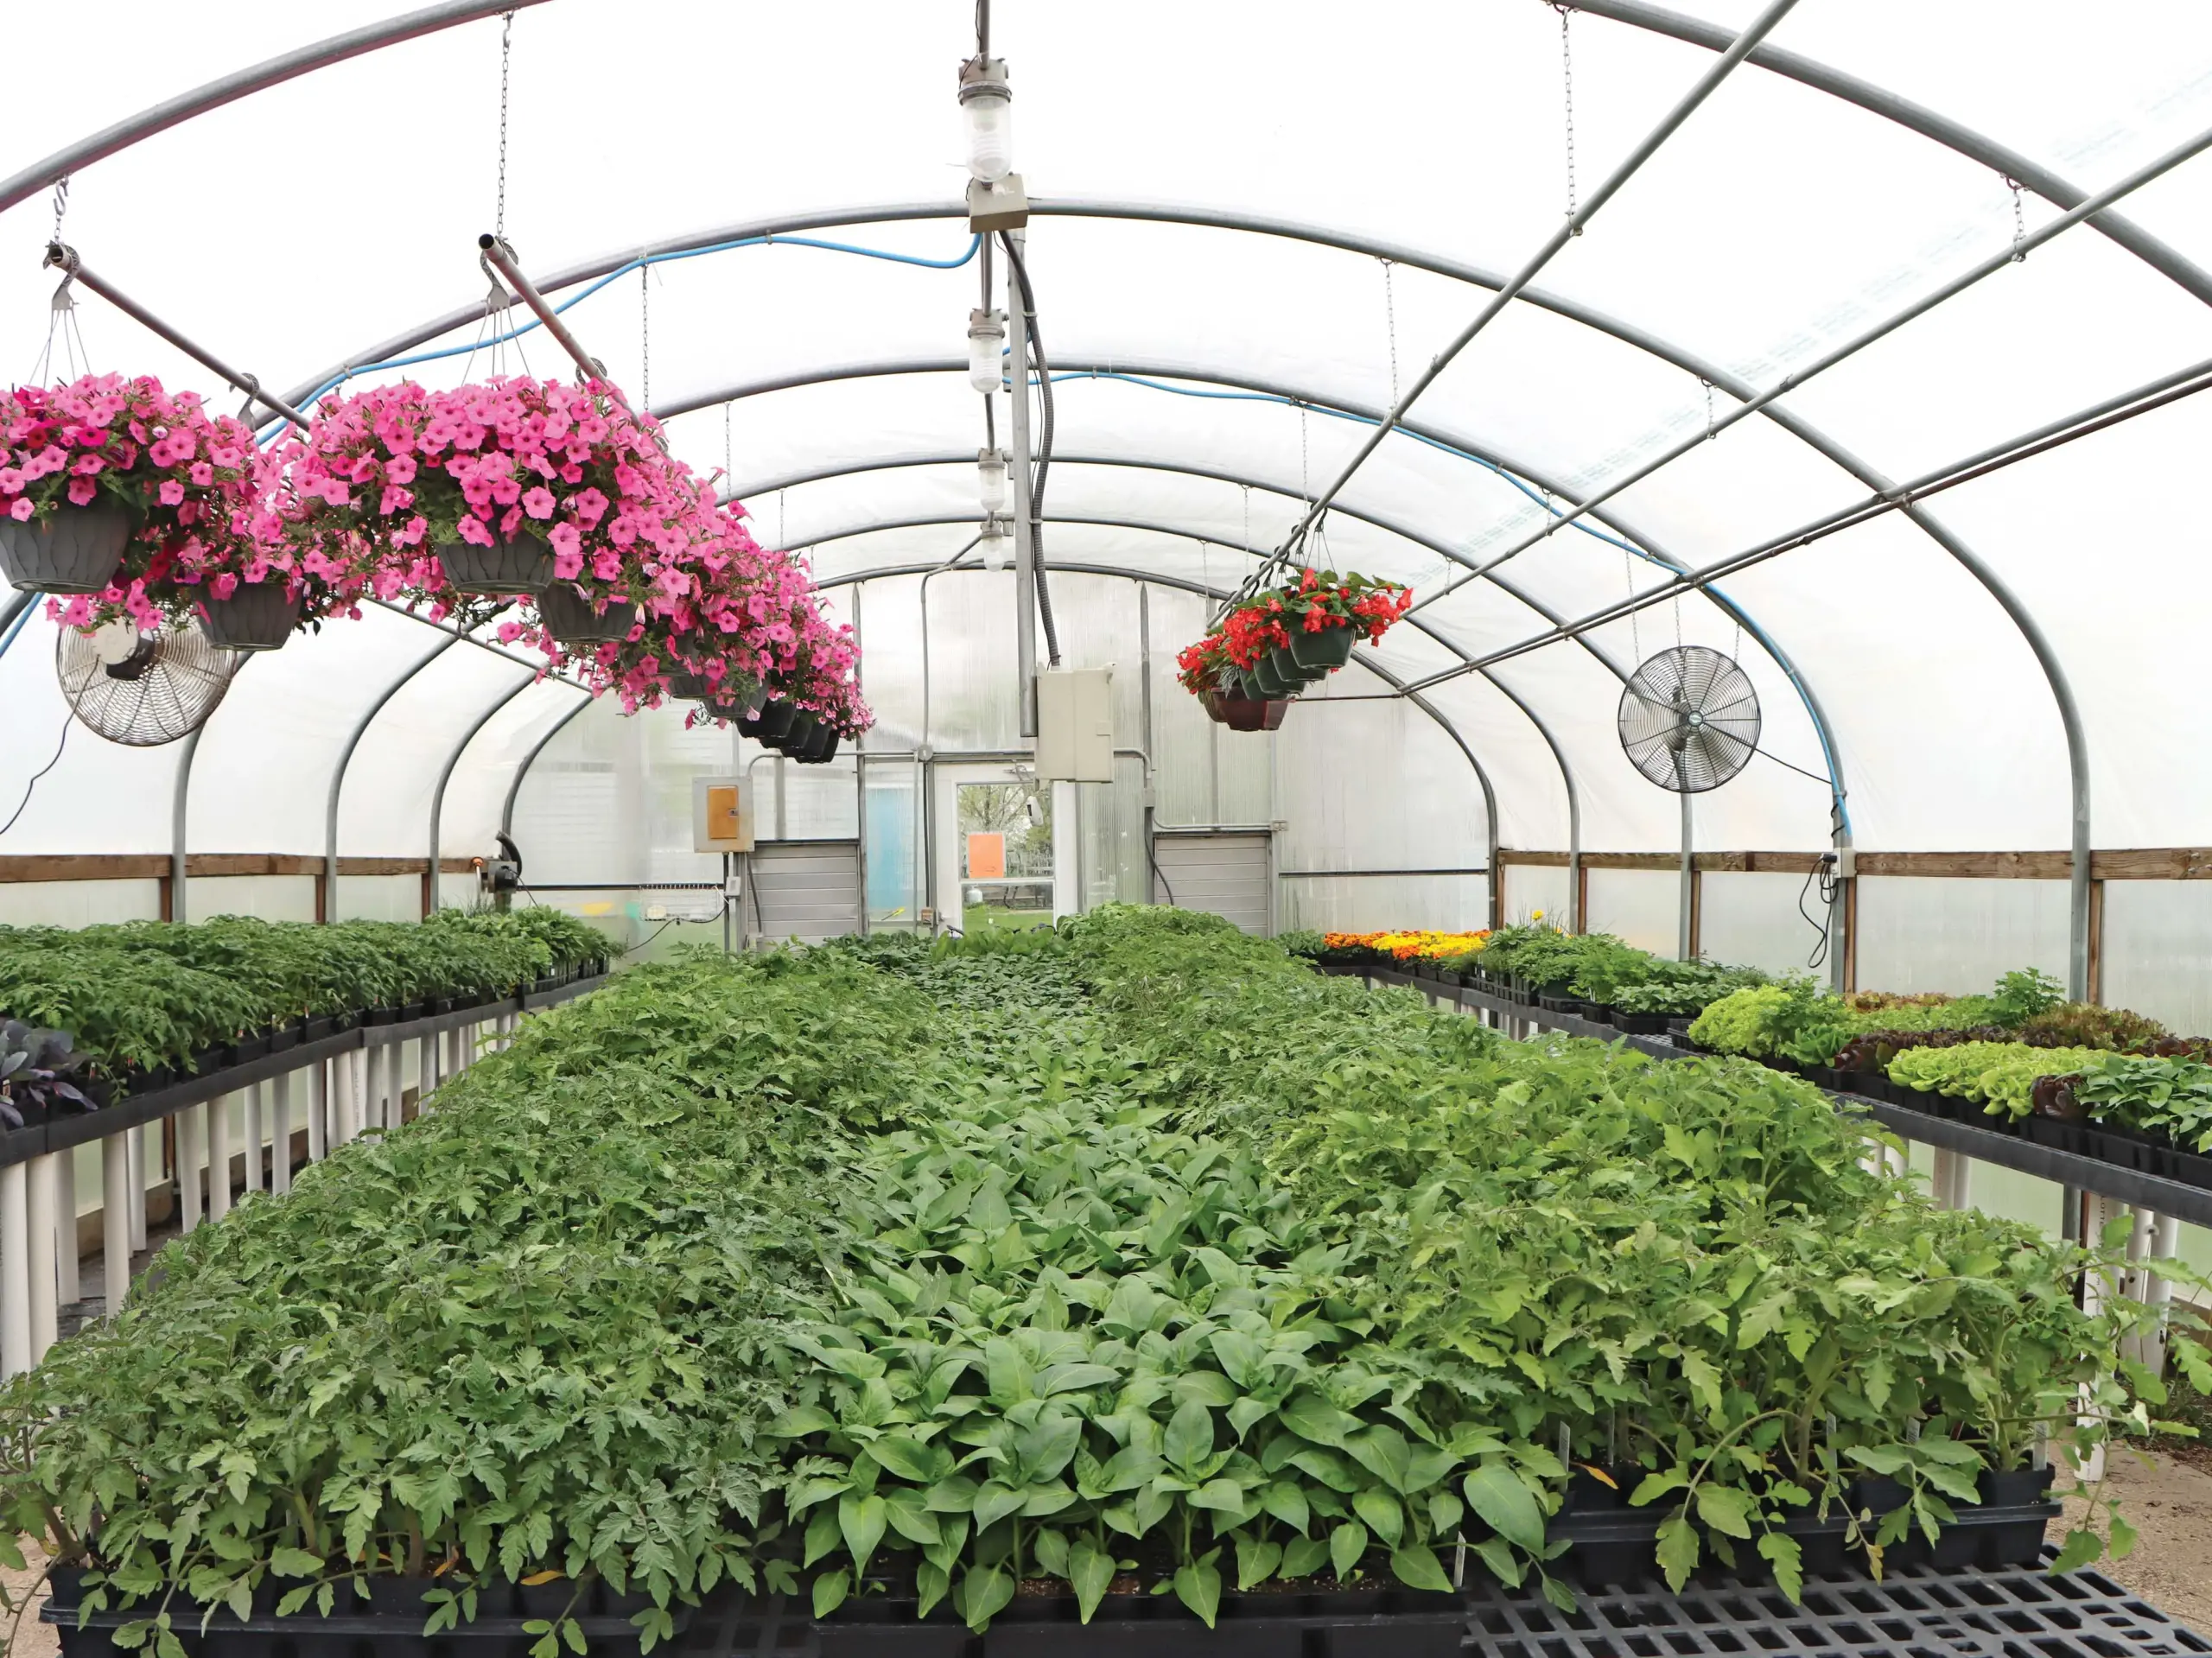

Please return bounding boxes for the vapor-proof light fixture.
[979,515,1010,571]
[978,447,1009,514]
[958,57,1014,182]
[968,308,1007,393]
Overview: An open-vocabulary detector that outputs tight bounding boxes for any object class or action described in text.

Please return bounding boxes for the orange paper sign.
[967,832,1006,880]
[706,785,741,842]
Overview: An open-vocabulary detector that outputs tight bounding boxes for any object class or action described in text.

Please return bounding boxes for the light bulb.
[958,59,1014,182]
[978,447,1009,514]
[968,308,1006,393]
[979,518,1008,572]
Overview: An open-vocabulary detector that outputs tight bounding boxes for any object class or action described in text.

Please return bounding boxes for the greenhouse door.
[932,765,1074,936]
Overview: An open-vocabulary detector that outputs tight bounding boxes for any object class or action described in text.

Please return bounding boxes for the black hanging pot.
[744,698,798,744]
[1269,642,1320,689]
[1251,651,1294,699]
[1236,665,1268,702]
[197,581,302,651]
[796,725,841,765]
[439,529,553,595]
[0,502,135,594]
[779,711,820,754]
[664,670,712,700]
[536,582,635,645]
[1289,621,1356,674]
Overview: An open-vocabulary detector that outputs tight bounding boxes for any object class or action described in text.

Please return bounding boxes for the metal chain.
[2005,175,2025,263]
[1380,258,1401,405]
[1701,377,1715,440]
[724,404,733,492]
[496,10,516,237]
[1555,4,1580,232]
[1624,547,1642,663]
[639,262,651,410]
[1240,484,1252,556]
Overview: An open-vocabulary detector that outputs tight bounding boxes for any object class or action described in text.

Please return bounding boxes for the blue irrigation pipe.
[258,232,982,444]
[0,592,36,666]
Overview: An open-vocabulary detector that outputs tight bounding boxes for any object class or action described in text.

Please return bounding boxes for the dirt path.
[2,1536,57,1658]
[2051,1445,2212,1634]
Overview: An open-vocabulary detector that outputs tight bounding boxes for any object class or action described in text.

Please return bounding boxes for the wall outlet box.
[1033,669,1115,782]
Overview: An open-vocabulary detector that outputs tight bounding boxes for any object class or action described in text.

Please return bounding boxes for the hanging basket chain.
[2005,175,2026,263]
[1554,3,1580,232]
[496,10,516,239]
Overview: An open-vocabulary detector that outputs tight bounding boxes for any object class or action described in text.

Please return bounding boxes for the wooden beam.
[1503,848,2212,880]
[0,853,478,884]
[2088,878,2106,1007]
[0,854,169,882]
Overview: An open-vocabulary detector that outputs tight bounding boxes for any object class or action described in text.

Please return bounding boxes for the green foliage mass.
[0,908,2196,1651]
[0,911,607,1080]
[1885,1042,2107,1121]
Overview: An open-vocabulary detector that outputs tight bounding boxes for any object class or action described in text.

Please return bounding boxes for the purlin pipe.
[44,245,313,429]
[0,1,549,218]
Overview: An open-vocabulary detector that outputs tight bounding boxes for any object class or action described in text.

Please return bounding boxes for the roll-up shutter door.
[1151,832,1272,935]
[750,840,861,943]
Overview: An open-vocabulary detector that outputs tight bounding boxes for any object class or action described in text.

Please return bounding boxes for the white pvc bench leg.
[103,1132,130,1318]
[271,1070,294,1194]
[308,1060,328,1161]
[243,1082,263,1194]
[0,1162,29,1376]
[54,1146,79,1307]
[127,1126,147,1251]
[208,1092,232,1223]
[179,1102,206,1235]
[27,1152,57,1363]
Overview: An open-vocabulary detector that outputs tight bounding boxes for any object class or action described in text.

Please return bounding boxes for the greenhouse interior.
[3,0,2212,1650]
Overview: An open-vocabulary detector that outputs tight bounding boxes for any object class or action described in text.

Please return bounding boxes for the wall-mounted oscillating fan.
[56,619,238,746]
[1618,645,1760,792]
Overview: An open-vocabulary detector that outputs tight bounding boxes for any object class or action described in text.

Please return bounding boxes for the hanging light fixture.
[978,447,1009,515]
[979,515,1010,572]
[958,58,1014,182]
[968,308,1007,393]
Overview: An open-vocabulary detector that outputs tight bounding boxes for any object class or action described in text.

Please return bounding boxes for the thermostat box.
[1033,669,1114,783]
[693,776,754,853]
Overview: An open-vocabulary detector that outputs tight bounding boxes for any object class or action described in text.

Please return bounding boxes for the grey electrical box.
[1033,669,1115,782]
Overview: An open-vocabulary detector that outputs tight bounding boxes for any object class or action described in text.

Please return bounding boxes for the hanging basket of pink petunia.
[0,373,335,651]
[277,375,696,645]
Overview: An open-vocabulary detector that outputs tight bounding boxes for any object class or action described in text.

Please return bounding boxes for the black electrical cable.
[975,0,988,58]
[1147,837,1178,906]
[1796,854,1839,971]
[0,712,71,839]
[997,232,1063,667]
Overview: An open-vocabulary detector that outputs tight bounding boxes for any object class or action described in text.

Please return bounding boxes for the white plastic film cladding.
[1698,871,1834,975]
[1852,878,2070,996]
[1585,870,1681,958]
[2097,882,2212,1037]
[1279,877,1489,935]
[1498,865,1571,930]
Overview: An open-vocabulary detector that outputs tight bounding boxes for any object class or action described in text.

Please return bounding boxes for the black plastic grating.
[1456,1557,2210,1658]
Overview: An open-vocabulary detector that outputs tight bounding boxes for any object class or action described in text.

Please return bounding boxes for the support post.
[54,1147,79,1307]
[28,1153,57,1363]
[332,1053,356,1148]
[308,1061,328,1162]
[1678,793,1694,960]
[208,1092,232,1221]
[126,1127,146,1251]
[243,1082,263,1193]
[0,1163,28,1376]
[270,1070,293,1195]
[180,1102,205,1233]
[1007,228,1038,738]
[103,1133,130,1318]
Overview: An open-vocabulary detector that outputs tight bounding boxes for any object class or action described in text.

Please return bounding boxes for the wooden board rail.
[1496,847,2212,880]
[0,854,479,883]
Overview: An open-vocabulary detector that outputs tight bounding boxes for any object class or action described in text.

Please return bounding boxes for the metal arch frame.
[807,556,1509,931]
[324,634,461,918]
[1573,0,2212,308]
[0,2,548,216]
[424,672,539,912]
[502,692,595,836]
